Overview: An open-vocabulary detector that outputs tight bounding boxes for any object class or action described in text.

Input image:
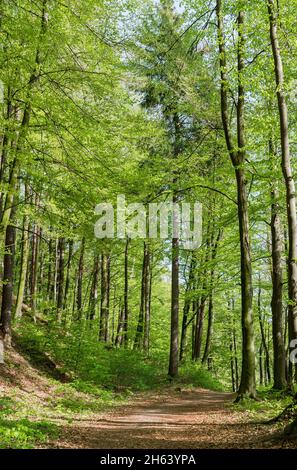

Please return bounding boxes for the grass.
[0,396,59,449]
[233,387,295,422]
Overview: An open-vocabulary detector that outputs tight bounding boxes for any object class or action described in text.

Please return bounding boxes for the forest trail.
[54,388,280,449]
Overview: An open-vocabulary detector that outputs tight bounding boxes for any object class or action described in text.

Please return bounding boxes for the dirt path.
[54,388,283,449]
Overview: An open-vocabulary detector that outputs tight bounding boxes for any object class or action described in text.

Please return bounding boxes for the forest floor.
[0,345,296,449]
[53,387,289,449]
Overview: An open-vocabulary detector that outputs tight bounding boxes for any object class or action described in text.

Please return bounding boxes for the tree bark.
[216,1,256,399]
[76,238,85,319]
[0,210,16,354]
[123,238,129,347]
[29,218,40,316]
[202,230,222,364]
[257,283,271,384]
[267,0,297,387]
[89,253,100,321]
[63,240,73,310]
[15,186,30,320]
[144,250,152,353]
[134,242,150,350]
[168,192,179,377]
[180,254,196,361]
[269,140,287,389]
[56,237,65,320]
[99,253,110,341]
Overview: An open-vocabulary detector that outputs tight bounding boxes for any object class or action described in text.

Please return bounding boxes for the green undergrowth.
[15,320,223,393]
[0,396,59,449]
[0,319,223,448]
[233,387,295,422]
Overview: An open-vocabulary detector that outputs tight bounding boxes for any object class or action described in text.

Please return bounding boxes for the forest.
[0,0,297,452]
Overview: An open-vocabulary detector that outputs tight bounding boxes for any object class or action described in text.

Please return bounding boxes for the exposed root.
[269,395,297,424]
[234,393,260,403]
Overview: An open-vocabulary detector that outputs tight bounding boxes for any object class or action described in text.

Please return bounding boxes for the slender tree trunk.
[193,225,211,362]
[123,238,129,347]
[202,294,214,364]
[268,0,297,387]
[29,220,40,316]
[169,192,179,377]
[230,335,236,392]
[134,242,151,351]
[269,140,287,389]
[202,230,222,364]
[15,189,30,320]
[180,292,191,362]
[233,320,239,390]
[76,238,85,319]
[115,305,125,348]
[258,283,271,384]
[89,253,100,321]
[52,239,58,303]
[134,242,148,349]
[180,254,196,361]
[193,297,207,361]
[47,237,53,301]
[99,253,110,341]
[144,251,152,353]
[259,343,264,386]
[63,240,73,310]
[0,209,16,356]
[56,237,65,320]
[216,2,256,399]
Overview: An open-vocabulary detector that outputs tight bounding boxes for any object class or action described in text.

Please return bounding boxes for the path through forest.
[54,388,282,449]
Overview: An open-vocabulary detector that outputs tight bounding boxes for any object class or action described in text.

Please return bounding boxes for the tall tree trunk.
[29,220,40,316]
[267,0,297,387]
[259,343,264,386]
[63,240,73,310]
[123,238,129,347]
[180,291,191,362]
[115,305,125,348]
[0,209,16,357]
[216,2,256,399]
[169,192,179,377]
[193,296,207,361]
[233,327,239,391]
[56,237,65,320]
[202,293,214,365]
[89,253,100,321]
[269,140,287,389]
[99,253,110,341]
[258,283,271,384]
[144,250,152,353]
[134,242,150,350]
[134,242,147,349]
[202,230,222,364]
[193,223,211,362]
[15,187,30,319]
[76,238,85,319]
[230,334,236,392]
[180,254,196,361]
